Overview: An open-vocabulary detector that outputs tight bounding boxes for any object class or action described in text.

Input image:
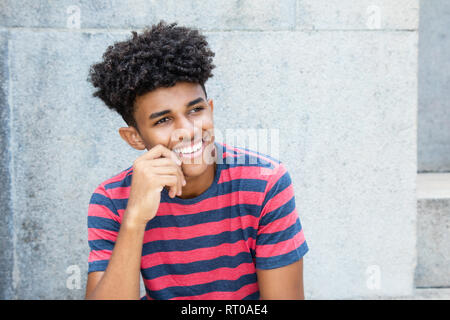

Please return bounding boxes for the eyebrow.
[149,97,206,120]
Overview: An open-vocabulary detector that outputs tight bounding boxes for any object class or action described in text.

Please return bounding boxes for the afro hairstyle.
[87,20,216,128]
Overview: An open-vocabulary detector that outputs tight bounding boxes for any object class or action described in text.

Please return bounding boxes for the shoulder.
[216,141,286,181]
[91,165,133,198]
[88,166,133,218]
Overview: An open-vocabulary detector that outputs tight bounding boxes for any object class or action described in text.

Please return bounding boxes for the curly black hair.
[87,20,216,128]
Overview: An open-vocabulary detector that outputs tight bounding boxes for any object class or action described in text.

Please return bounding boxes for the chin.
[181,162,209,178]
[178,138,216,177]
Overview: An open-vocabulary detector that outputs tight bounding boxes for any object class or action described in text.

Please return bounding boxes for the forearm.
[86,213,146,300]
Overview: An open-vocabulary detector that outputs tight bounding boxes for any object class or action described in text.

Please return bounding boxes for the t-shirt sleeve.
[255,162,309,270]
[87,184,121,273]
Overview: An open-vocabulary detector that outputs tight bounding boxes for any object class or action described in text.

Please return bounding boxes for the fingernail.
[183,180,186,186]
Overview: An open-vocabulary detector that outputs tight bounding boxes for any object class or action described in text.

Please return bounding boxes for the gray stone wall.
[418,0,450,172]
[0,0,419,299]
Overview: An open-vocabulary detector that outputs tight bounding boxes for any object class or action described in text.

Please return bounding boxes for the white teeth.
[175,141,202,154]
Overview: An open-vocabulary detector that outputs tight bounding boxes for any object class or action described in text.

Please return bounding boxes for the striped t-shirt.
[87,141,309,300]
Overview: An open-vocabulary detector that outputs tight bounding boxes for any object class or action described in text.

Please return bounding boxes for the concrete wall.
[418,0,450,172]
[0,0,419,299]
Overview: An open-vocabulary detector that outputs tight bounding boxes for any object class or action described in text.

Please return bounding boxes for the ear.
[118,126,146,150]
[208,98,214,113]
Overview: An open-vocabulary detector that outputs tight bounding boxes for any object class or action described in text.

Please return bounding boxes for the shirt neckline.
[161,141,224,205]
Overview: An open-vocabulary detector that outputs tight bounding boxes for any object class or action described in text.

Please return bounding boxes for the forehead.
[134,82,205,116]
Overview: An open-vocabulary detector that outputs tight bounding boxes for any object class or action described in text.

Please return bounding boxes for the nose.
[172,116,203,144]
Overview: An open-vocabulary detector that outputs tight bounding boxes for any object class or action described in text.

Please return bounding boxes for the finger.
[176,165,186,195]
[137,144,182,165]
[150,161,185,196]
[148,158,177,167]
[152,166,178,176]
[157,175,178,198]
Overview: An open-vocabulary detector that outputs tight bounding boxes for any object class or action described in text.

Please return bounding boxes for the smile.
[173,140,205,158]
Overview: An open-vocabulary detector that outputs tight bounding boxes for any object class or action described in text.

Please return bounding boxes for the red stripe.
[222,143,279,166]
[88,228,118,242]
[88,203,120,221]
[106,186,130,199]
[222,151,242,159]
[258,207,298,235]
[102,167,133,185]
[262,162,287,193]
[157,191,263,215]
[88,249,112,263]
[256,228,305,258]
[218,166,276,183]
[143,214,258,242]
[93,186,109,197]
[172,282,259,300]
[144,262,255,291]
[141,240,251,269]
[260,183,294,220]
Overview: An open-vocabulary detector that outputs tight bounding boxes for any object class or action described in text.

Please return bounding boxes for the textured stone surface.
[6,31,142,299]
[296,0,419,30]
[0,1,420,300]
[0,30,14,300]
[357,288,450,300]
[0,0,296,31]
[415,199,450,287]
[418,0,450,172]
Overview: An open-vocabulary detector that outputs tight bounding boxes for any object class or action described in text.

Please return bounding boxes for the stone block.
[296,0,419,30]
[0,0,296,31]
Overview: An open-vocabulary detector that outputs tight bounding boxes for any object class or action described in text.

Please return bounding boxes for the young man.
[85,21,309,300]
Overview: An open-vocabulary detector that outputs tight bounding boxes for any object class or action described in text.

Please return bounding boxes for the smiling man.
[85,21,309,300]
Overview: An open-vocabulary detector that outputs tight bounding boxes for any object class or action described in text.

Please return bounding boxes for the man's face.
[131,81,215,178]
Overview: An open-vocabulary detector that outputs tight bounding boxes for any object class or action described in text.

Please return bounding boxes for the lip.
[173,138,203,153]
[175,140,206,159]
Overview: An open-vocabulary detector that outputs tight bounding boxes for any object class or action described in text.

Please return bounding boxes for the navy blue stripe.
[243,290,260,300]
[141,251,253,280]
[233,146,282,165]
[104,173,132,190]
[255,241,309,270]
[257,218,300,245]
[89,193,120,216]
[103,167,133,190]
[218,178,267,192]
[261,171,291,209]
[142,227,257,256]
[259,196,296,227]
[146,273,257,300]
[222,153,274,168]
[88,216,120,232]
[221,143,280,165]
[146,203,260,230]
[88,239,115,252]
[88,260,109,273]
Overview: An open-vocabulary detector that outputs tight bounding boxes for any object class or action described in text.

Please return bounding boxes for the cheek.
[142,131,171,150]
[199,113,214,129]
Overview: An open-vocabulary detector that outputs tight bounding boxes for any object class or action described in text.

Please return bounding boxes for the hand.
[124,144,186,226]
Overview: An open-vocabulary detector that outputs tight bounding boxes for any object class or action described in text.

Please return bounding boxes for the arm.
[85,145,185,300]
[85,215,145,300]
[255,163,309,299]
[257,259,305,300]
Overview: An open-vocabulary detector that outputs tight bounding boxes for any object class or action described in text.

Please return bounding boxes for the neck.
[178,162,216,199]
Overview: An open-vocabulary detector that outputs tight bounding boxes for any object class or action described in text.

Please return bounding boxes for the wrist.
[122,209,148,230]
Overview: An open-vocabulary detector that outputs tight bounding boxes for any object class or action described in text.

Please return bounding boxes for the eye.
[154,117,170,126]
[190,106,204,113]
